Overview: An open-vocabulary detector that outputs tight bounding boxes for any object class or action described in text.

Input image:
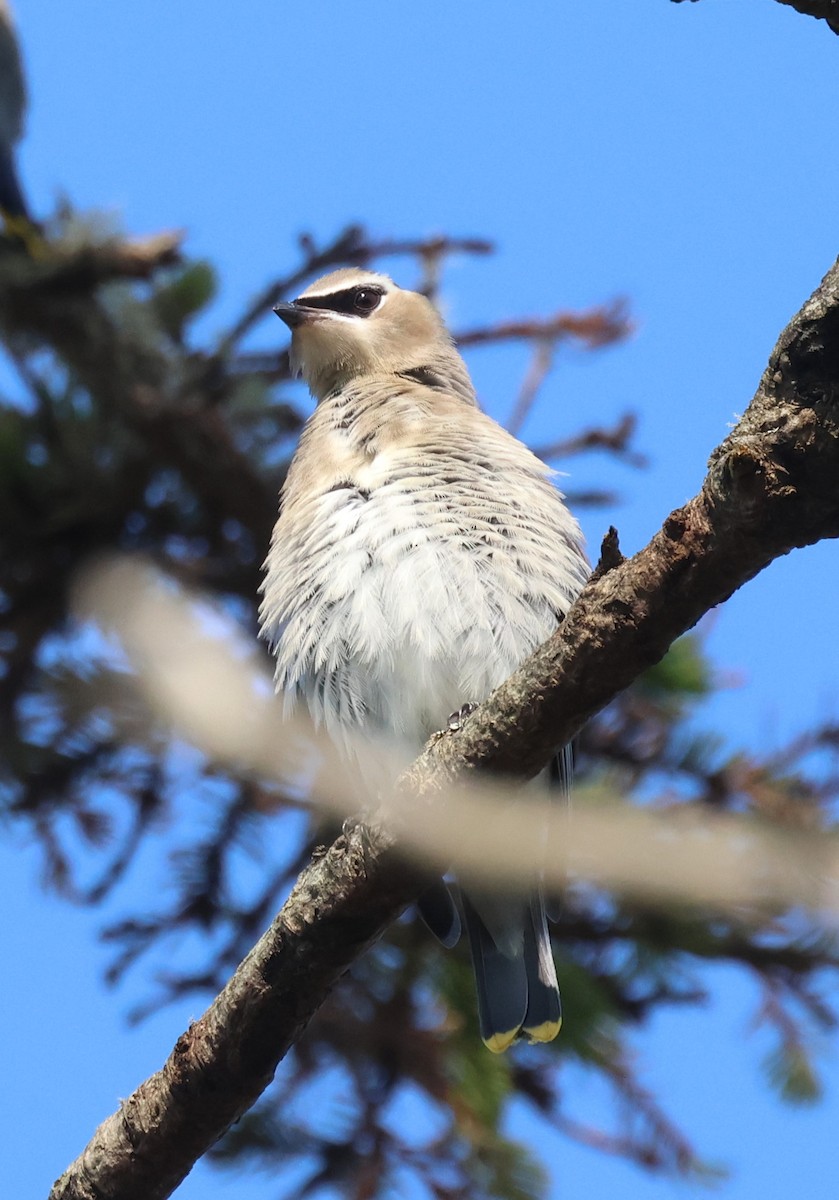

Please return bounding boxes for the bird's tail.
[416,879,461,949]
[462,889,561,1053]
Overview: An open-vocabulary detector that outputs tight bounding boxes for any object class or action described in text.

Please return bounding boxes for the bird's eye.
[353,288,381,315]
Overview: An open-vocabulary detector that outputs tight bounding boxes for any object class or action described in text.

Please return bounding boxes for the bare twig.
[531,412,648,468]
[217,227,493,355]
[498,304,632,435]
[562,488,621,508]
[507,340,556,435]
[456,301,631,350]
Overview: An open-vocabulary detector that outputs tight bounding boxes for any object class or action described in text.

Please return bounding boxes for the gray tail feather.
[545,741,576,922]
[461,891,528,1052]
[416,879,461,949]
[521,892,562,1042]
[462,890,561,1052]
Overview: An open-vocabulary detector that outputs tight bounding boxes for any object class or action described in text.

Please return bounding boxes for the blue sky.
[3,2,839,1198]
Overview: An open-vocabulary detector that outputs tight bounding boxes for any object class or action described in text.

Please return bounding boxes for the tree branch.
[49,820,426,1200]
[216,227,494,354]
[403,256,839,792]
[672,0,839,36]
[51,256,839,1199]
[530,412,648,468]
[455,302,630,350]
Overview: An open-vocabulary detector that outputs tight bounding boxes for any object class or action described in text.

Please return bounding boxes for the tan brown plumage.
[261,269,589,1050]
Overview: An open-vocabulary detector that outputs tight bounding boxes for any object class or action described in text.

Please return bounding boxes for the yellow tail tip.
[483,1028,520,1054]
[523,1017,562,1045]
[483,1017,562,1053]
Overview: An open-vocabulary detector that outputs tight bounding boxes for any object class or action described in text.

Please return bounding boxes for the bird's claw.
[446,702,478,732]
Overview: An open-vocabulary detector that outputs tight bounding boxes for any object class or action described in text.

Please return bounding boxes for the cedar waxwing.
[0,0,30,222]
[261,269,589,1052]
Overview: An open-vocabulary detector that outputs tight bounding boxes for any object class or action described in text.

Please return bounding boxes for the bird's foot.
[446,702,478,732]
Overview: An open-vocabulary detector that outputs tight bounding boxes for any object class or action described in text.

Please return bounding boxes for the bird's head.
[274,268,463,401]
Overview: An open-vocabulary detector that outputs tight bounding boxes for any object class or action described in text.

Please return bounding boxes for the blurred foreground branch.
[52,255,839,1200]
[72,557,839,916]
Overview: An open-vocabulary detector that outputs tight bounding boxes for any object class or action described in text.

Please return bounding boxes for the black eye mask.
[294,285,385,317]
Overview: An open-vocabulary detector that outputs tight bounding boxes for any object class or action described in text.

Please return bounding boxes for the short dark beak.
[273,301,310,329]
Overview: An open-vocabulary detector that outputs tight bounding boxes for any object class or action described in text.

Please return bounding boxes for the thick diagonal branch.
[405,258,839,791]
[50,257,839,1200]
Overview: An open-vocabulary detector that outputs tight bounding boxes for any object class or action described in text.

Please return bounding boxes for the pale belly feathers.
[262,433,586,767]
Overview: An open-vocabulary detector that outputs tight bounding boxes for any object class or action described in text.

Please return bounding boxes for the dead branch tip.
[592,526,625,578]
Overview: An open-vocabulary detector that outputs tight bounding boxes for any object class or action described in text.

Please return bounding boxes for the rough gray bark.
[49,257,839,1200]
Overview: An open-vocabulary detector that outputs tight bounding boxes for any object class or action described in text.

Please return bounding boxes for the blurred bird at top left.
[0,0,31,223]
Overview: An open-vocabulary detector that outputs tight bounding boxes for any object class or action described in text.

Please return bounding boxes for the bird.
[260,268,589,1052]
[0,0,30,224]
